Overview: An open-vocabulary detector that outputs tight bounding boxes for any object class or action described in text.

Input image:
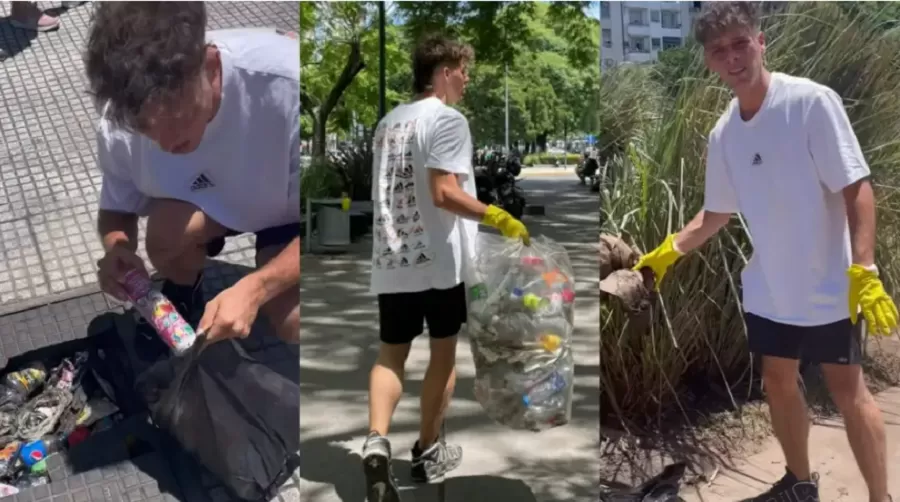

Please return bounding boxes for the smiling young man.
[85,3,300,357]
[361,34,529,502]
[634,3,898,502]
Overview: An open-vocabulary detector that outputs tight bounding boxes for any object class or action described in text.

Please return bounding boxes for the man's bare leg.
[256,245,299,344]
[762,356,812,480]
[145,199,227,286]
[368,343,412,436]
[419,335,457,448]
[822,363,889,502]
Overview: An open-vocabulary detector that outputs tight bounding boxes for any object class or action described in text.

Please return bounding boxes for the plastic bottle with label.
[120,269,198,355]
[522,371,568,406]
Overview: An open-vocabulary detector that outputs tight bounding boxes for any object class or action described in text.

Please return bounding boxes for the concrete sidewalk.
[298,174,601,502]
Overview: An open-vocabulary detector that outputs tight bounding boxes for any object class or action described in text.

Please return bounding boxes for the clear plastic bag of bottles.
[465,233,576,431]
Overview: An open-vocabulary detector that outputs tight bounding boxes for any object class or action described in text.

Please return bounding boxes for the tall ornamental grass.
[601,3,900,430]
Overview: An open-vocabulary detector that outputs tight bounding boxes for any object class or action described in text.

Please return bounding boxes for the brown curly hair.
[84,2,208,130]
[693,2,761,46]
[412,34,474,93]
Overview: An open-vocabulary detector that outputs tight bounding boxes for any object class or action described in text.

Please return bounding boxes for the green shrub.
[602,2,900,430]
[522,153,581,166]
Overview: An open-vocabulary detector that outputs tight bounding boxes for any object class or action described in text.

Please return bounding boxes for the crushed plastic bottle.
[0,441,21,479]
[4,364,47,399]
[121,269,198,355]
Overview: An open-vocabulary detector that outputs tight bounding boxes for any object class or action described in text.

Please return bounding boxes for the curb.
[0,283,108,317]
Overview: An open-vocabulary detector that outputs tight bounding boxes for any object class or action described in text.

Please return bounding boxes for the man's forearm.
[673,210,732,254]
[97,210,139,253]
[432,177,488,222]
[844,179,876,266]
[247,236,300,303]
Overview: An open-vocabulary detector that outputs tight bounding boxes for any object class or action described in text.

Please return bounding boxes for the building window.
[661,10,680,29]
[600,1,610,19]
[628,8,647,26]
[629,36,650,53]
[662,36,683,50]
[650,10,660,23]
[652,38,661,50]
[602,29,613,48]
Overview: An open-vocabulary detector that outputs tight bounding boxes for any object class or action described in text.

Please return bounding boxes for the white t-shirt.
[704,72,870,327]
[97,29,300,233]
[369,97,478,295]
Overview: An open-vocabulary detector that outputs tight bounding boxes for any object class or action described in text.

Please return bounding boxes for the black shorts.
[745,312,863,365]
[377,283,467,345]
[207,223,300,257]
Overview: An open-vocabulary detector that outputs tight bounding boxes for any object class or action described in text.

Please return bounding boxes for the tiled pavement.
[0,1,297,309]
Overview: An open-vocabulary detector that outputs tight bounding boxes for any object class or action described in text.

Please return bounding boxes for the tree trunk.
[312,39,367,161]
[536,132,548,152]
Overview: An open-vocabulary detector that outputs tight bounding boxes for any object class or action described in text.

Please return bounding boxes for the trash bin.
[316,205,351,247]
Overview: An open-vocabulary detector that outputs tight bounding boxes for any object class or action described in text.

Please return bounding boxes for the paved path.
[299,173,601,502]
[0,1,297,310]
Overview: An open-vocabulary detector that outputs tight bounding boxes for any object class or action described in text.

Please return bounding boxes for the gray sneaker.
[741,469,819,502]
[361,433,400,502]
[410,439,462,484]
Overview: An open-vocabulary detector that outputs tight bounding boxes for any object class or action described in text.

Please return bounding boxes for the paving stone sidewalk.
[299,174,601,502]
[0,1,297,309]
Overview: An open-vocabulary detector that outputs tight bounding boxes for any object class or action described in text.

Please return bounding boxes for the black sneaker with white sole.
[410,438,462,484]
[740,469,819,502]
[133,274,205,363]
[361,432,400,502]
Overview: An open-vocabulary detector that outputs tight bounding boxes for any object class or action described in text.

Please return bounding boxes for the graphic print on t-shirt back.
[372,119,434,272]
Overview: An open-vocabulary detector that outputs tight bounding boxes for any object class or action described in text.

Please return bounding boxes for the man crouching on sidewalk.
[85,2,300,356]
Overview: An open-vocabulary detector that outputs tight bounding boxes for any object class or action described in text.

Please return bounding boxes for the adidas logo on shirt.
[190,173,215,192]
[751,153,762,166]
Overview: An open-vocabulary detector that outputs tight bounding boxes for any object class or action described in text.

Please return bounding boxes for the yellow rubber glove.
[483,205,530,245]
[632,233,684,291]
[848,264,899,336]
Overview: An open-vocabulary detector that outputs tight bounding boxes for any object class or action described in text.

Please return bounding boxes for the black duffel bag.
[136,337,299,501]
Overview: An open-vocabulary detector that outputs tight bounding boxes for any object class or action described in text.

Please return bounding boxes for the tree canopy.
[301,1,599,155]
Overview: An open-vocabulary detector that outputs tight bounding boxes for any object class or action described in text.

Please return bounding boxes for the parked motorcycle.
[475,149,526,220]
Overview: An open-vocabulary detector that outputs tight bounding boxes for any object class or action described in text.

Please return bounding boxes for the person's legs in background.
[9,1,59,32]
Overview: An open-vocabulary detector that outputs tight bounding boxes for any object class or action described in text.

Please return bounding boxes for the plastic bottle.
[0,441,21,478]
[522,371,568,406]
[18,436,61,469]
[120,269,197,355]
[4,364,47,399]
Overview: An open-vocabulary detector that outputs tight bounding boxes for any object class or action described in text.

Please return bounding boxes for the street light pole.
[504,63,509,153]
[378,0,386,121]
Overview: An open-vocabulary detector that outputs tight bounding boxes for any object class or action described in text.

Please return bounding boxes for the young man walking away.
[361,34,529,502]
[86,3,300,354]
[635,3,898,502]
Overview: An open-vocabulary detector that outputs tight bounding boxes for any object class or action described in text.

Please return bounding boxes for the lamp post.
[378,0,386,120]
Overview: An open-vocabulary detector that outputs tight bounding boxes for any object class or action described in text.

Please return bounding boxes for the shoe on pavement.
[410,438,462,484]
[134,275,205,362]
[361,432,400,502]
[740,468,819,502]
[10,13,60,32]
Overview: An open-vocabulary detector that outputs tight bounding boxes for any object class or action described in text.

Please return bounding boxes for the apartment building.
[601,1,702,69]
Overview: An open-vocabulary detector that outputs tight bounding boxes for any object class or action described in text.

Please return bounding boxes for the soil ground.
[601,336,900,500]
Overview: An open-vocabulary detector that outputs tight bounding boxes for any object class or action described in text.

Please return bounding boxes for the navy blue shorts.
[745,313,863,365]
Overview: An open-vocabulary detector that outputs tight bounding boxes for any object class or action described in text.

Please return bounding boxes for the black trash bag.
[136,338,299,501]
[601,463,687,502]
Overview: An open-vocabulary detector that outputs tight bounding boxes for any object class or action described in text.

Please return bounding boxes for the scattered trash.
[0,349,125,488]
[599,233,655,330]
[465,233,576,431]
[600,462,688,502]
